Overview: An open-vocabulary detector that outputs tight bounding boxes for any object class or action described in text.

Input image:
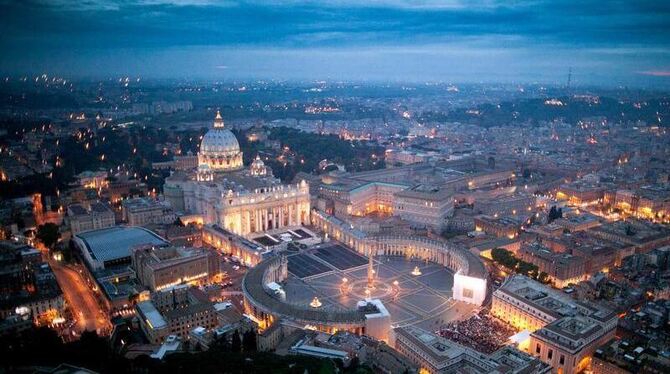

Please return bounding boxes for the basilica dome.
[198,111,243,171]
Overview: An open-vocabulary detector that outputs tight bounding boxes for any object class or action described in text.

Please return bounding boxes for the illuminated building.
[552,214,601,233]
[66,201,115,234]
[0,242,65,325]
[73,226,169,271]
[637,185,670,220]
[464,169,516,190]
[162,224,202,247]
[614,190,637,213]
[473,194,536,217]
[314,157,516,231]
[75,170,109,189]
[392,327,551,374]
[385,149,435,166]
[518,242,589,288]
[394,185,455,230]
[556,183,605,205]
[607,186,670,221]
[136,285,217,344]
[587,219,670,254]
[202,224,272,267]
[164,112,311,235]
[318,181,405,218]
[122,197,176,226]
[317,179,457,230]
[131,245,219,292]
[491,275,617,374]
[473,215,523,239]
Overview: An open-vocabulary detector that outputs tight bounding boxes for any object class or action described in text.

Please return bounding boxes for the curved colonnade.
[312,210,487,280]
[241,210,488,334]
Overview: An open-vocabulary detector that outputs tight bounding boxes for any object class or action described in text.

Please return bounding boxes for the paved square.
[312,244,368,270]
[287,253,332,278]
[283,255,476,328]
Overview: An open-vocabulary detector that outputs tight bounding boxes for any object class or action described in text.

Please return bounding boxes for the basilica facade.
[164,112,310,236]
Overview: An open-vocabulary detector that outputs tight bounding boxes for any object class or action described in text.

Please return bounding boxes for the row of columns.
[245,203,306,234]
[313,212,467,273]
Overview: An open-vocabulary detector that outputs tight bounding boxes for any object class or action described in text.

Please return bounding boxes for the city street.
[48,258,111,334]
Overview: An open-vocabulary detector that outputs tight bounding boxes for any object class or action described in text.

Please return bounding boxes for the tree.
[547,205,563,223]
[231,329,241,353]
[517,261,538,277]
[547,206,556,222]
[37,223,60,249]
[492,247,548,282]
[66,330,111,371]
[491,248,518,269]
[242,330,257,352]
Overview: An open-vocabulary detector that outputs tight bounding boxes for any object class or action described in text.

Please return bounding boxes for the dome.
[200,128,240,155]
[198,111,244,172]
[251,155,265,168]
[250,155,268,176]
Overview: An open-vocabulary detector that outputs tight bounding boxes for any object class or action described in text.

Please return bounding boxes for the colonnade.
[311,209,472,276]
[221,202,310,235]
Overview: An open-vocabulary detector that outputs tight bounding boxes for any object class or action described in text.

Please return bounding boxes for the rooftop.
[137,300,167,330]
[395,326,550,373]
[76,226,169,263]
[496,275,614,321]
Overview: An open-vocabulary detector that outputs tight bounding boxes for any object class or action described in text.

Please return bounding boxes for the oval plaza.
[242,210,488,343]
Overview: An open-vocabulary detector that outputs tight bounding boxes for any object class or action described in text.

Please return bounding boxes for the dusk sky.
[1,0,670,86]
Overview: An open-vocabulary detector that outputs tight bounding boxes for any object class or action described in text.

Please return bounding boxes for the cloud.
[2,0,669,50]
[0,0,669,85]
[638,70,670,77]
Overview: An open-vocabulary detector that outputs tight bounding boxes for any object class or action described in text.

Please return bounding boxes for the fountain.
[309,296,322,308]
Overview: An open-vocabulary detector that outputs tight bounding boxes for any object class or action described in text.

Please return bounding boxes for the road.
[48,259,111,334]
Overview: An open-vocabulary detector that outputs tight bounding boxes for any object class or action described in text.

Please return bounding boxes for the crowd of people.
[436,311,516,354]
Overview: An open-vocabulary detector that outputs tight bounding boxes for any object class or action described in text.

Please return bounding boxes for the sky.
[1,0,670,86]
